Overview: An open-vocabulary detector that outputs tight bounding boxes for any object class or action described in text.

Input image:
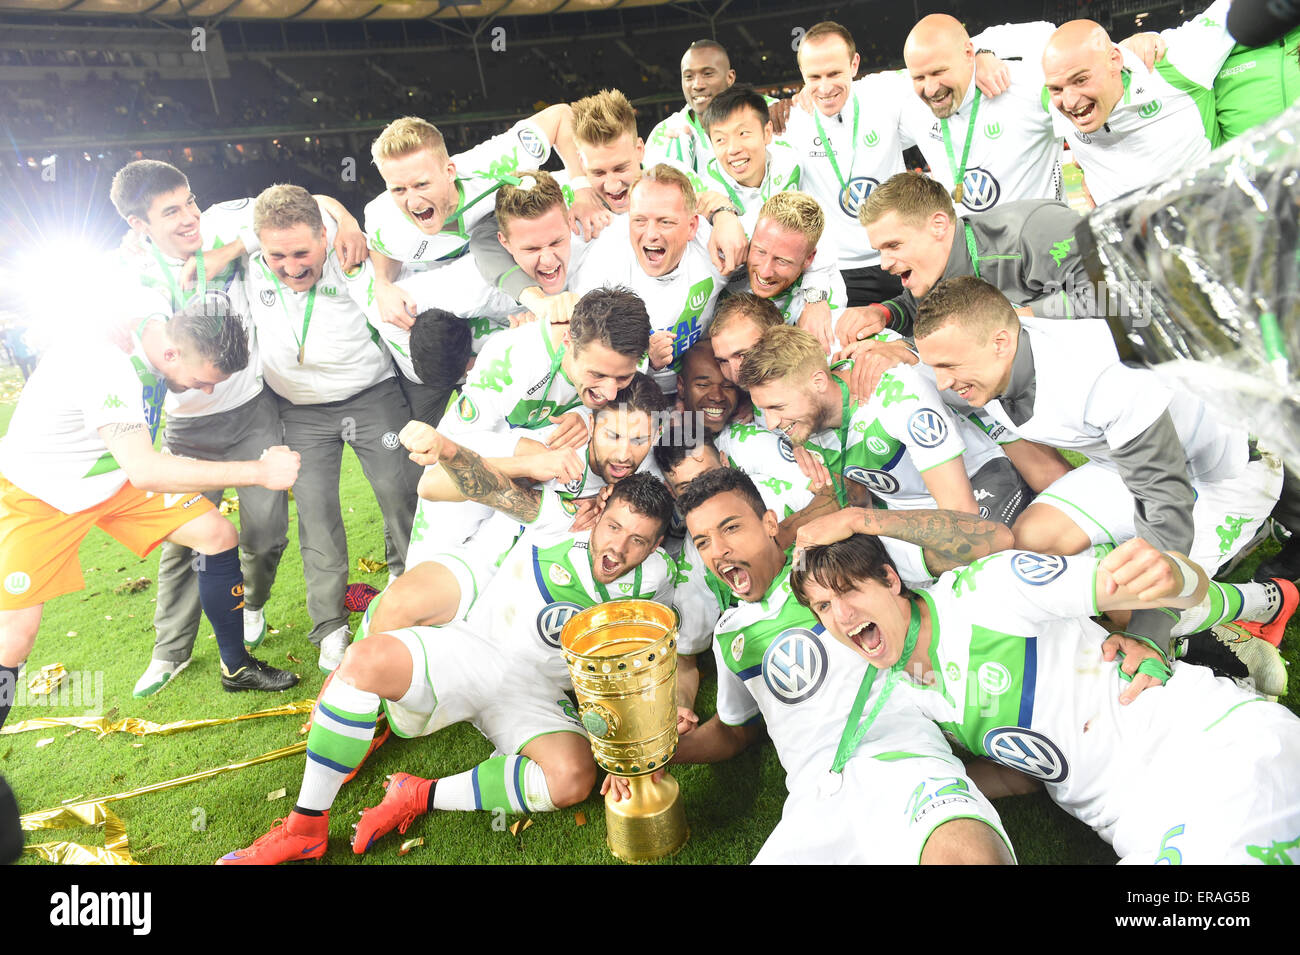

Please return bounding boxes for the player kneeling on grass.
[216,451,678,863]
[792,532,1300,863]
[0,293,301,731]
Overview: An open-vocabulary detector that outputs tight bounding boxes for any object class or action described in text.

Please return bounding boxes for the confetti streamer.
[2,699,314,739]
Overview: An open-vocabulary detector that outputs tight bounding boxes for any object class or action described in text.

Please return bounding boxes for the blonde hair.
[860,171,954,228]
[495,171,567,234]
[253,183,323,235]
[371,116,446,166]
[737,324,828,390]
[632,163,697,214]
[572,89,638,146]
[757,191,824,250]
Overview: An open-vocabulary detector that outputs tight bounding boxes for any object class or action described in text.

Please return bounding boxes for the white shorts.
[1031,454,1282,573]
[755,705,1013,865]
[405,512,523,621]
[380,624,584,757]
[1103,663,1300,865]
[406,498,495,567]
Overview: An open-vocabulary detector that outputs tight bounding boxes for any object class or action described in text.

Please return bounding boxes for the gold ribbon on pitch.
[1,699,314,739]
[18,740,310,864]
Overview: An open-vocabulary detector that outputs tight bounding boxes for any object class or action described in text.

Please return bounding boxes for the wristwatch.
[707,205,741,225]
[803,288,828,304]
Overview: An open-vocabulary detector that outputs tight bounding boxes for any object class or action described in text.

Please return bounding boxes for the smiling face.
[135,185,203,259]
[589,498,664,583]
[905,32,974,120]
[259,222,328,292]
[747,217,816,300]
[678,343,741,434]
[662,444,725,498]
[563,338,640,411]
[800,569,912,664]
[578,132,645,213]
[914,320,1014,407]
[797,34,861,118]
[708,105,771,188]
[711,315,765,384]
[681,46,735,115]
[865,209,953,299]
[1043,28,1125,134]
[747,369,832,446]
[590,406,656,484]
[499,205,573,295]
[685,489,784,600]
[377,147,460,235]
[629,179,697,277]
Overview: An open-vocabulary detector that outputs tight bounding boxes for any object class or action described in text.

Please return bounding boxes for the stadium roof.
[0,0,684,20]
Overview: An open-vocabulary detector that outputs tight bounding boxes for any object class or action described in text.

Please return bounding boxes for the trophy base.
[604,771,689,863]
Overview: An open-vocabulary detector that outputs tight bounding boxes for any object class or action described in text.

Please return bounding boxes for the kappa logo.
[1074,130,1092,144]
[381,431,400,450]
[518,126,548,160]
[413,240,428,260]
[762,627,828,704]
[838,176,879,217]
[1010,551,1067,585]
[1138,100,1162,119]
[907,408,949,448]
[3,571,30,596]
[866,435,891,456]
[1049,236,1076,266]
[977,661,1013,697]
[259,288,276,307]
[959,168,1001,212]
[536,600,584,648]
[103,395,126,410]
[844,466,900,495]
[982,726,1069,782]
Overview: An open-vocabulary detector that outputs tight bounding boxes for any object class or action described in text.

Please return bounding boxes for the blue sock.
[197,547,252,671]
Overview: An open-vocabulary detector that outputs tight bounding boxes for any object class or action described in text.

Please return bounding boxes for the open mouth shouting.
[603,184,630,209]
[716,561,753,597]
[1066,101,1097,127]
[642,242,667,268]
[605,460,633,481]
[410,204,437,224]
[598,552,624,580]
[535,261,565,292]
[846,620,884,657]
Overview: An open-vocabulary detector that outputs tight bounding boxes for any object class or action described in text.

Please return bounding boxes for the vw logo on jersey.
[907,409,949,448]
[259,288,276,307]
[982,726,1069,782]
[1074,131,1092,144]
[761,628,828,704]
[777,437,796,463]
[838,177,879,217]
[844,466,901,495]
[518,126,547,160]
[979,505,990,519]
[536,600,584,648]
[1011,551,1068,585]
[960,168,1001,212]
[562,475,584,495]
[381,431,400,450]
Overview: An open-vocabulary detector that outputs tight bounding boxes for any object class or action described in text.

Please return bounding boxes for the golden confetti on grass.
[574,811,587,827]
[266,787,287,801]
[286,653,302,664]
[218,498,240,515]
[398,837,424,856]
[113,577,152,596]
[509,820,522,836]
[3,699,315,738]
[521,818,533,832]
[357,557,388,574]
[28,663,67,696]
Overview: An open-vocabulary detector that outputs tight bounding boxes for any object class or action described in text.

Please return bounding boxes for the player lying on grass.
[615,467,1019,863]
[793,525,1300,863]
[0,293,301,730]
[216,435,680,864]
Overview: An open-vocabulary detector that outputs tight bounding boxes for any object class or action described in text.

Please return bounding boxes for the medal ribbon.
[257,256,316,364]
[812,95,860,200]
[830,600,922,773]
[963,220,982,280]
[940,87,982,202]
[149,244,207,309]
[592,561,642,603]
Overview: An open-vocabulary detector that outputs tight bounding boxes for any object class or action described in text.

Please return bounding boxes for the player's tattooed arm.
[794,506,1014,574]
[400,421,543,523]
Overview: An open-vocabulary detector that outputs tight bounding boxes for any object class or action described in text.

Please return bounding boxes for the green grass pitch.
[1,366,1295,865]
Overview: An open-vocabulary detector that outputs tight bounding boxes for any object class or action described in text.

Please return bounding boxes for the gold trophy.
[560,599,689,862]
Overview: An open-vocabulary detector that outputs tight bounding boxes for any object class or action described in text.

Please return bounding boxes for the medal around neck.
[561,599,689,862]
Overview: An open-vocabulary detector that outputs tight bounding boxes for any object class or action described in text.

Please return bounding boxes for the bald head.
[905,14,976,119]
[1043,20,1125,133]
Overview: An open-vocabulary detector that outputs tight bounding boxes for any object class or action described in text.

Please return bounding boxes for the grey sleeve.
[468,212,532,302]
[877,290,919,336]
[1109,411,1196,656]
[1018,205,1094,320]
[1111,410,1196,556]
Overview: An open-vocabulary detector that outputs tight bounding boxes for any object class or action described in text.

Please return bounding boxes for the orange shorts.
[0,475,214,610]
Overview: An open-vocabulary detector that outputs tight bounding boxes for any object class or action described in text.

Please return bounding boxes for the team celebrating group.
[2,0,1300,865]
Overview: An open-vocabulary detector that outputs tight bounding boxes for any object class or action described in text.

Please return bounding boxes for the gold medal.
[952,183,964,203]
[296,345,304,364]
